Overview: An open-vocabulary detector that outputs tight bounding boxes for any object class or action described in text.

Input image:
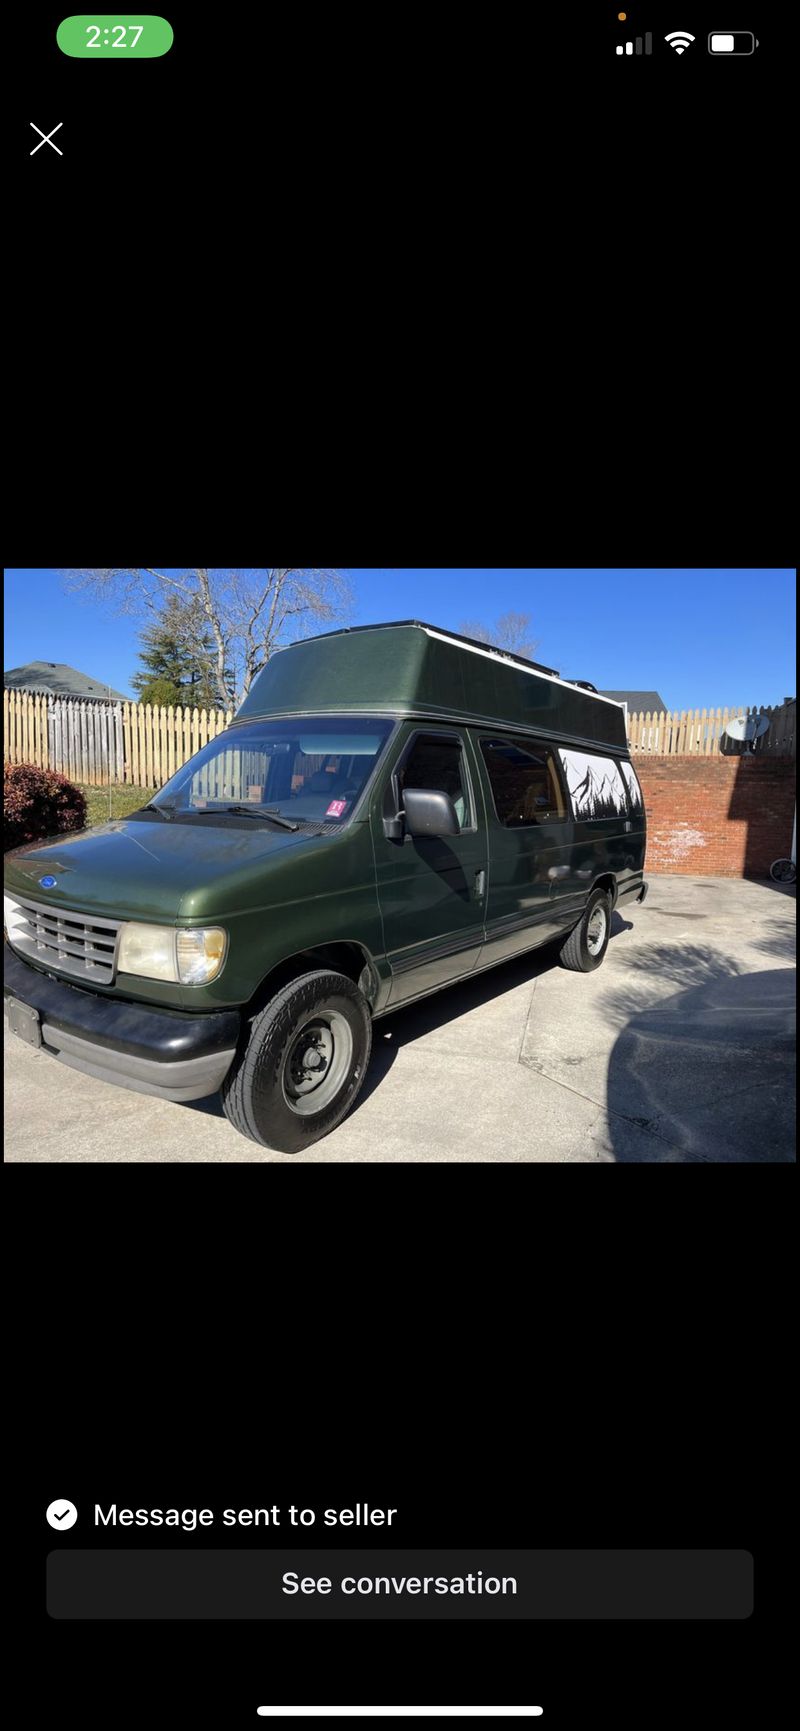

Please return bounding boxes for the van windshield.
[149,716,394,825]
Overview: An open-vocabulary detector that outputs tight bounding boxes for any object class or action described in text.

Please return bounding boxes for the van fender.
[245,941,390,1020]
[588,871,618,909]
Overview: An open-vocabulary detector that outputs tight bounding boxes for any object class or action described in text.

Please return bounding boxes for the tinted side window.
[400,735,472,829]
[480,737,566,827]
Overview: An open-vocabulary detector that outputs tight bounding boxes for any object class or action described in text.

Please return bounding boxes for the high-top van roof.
[236,621,628,753]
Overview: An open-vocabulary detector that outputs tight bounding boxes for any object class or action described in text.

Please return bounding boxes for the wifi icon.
[665,31,695,53]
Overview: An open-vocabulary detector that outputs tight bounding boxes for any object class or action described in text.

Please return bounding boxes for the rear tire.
[221,970,372,1151]
[557,888,612,973]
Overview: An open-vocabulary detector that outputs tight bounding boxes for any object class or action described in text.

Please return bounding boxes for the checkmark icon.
[46,1498,78,1529]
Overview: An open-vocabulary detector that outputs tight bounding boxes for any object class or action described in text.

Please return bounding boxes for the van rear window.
[619,759,644,814]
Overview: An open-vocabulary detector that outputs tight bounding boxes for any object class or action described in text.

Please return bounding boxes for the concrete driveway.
[4,877,795,1163]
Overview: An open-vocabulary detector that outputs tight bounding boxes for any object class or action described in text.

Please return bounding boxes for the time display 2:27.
[87,23,143,45]
[56,16,175,58]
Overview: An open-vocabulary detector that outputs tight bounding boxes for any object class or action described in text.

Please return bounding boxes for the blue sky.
[3,567,796,711]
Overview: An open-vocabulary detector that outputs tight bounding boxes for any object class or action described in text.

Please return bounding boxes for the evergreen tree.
[134,674,185,708]
[131,599,222,707]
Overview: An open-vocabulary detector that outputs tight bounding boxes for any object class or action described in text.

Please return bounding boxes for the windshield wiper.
[195,804,300,833]
[142,801,175,820]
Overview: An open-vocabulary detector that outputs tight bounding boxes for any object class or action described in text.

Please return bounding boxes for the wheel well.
[246,943,376,1017]
[591,872,618,908]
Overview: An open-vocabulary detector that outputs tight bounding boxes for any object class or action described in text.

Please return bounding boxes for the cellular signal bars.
[616,34,653,54]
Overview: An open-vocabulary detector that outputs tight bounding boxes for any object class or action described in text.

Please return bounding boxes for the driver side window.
[399,734,472,830]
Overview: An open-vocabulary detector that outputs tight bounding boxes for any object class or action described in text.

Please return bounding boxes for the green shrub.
[4,763,87,852]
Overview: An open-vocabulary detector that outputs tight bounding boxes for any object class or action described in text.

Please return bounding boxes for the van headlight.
[117,923,227,985]
[175,926,227,985]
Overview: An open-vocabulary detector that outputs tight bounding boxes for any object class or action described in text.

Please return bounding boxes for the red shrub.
[4,763,87,852]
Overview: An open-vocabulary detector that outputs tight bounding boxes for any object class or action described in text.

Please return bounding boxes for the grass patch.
[78,784,157,826]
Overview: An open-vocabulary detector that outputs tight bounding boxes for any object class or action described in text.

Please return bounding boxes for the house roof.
[4,662,128,702]
[600,690,668,713]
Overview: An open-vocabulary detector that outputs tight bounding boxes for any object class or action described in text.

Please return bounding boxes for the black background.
[4,2,796,1728]
[5,2,795,553]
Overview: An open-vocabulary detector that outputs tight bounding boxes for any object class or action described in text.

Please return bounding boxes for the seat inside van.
[287,754,374,819]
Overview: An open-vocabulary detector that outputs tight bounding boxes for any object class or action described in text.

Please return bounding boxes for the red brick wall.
[636,756,796,877]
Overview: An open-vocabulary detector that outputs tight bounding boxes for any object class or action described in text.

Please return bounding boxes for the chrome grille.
[4,893,121,984]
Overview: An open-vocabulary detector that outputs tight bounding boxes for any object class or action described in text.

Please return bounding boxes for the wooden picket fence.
[3,689,234,786]
[3,688,796,785]
[627,701,795,757]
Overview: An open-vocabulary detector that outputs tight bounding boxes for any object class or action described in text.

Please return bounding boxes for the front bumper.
[3,945,239,1102]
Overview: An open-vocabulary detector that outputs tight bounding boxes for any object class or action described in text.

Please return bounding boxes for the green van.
[4,623,647,1151]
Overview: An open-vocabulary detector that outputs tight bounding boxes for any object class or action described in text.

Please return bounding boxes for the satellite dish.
[724,713,771,752]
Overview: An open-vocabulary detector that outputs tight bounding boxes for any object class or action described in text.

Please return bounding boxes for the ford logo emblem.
[39,876,57,889]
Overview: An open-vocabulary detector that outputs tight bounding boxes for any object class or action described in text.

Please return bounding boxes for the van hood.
[3,817,314,924]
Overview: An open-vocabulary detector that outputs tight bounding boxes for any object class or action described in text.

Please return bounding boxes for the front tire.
[221,970,372,1151]
[557,887,612,973]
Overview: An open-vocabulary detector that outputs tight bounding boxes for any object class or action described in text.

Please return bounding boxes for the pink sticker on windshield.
[326,799,348,818]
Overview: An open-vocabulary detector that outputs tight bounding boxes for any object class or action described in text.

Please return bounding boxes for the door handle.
[474,868,486,900]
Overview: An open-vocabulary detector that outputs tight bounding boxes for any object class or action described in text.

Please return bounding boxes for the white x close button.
[30,123,63,156]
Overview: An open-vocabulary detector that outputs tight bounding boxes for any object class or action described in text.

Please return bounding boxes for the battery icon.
[708,31,757,53]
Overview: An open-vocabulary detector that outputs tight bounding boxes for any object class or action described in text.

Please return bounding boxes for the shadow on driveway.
[605,965,796,1163]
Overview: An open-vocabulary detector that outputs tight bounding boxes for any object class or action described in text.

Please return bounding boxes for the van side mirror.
[402,787,461,837]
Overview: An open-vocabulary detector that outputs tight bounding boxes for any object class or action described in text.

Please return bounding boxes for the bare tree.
[61,568,353,707]
[458,611,539,662]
